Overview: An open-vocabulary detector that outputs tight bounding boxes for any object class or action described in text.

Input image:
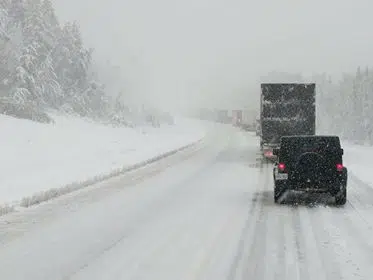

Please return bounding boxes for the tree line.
[314,68,373,144]
[0,0,121,123]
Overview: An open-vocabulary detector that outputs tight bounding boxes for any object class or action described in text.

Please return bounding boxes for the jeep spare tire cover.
[295,152,328,180]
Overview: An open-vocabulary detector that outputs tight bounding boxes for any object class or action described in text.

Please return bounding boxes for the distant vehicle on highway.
[232,110,242,126]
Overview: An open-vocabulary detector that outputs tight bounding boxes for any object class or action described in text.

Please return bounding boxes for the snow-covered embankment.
[343,142,373,188]
[0,114,206,215]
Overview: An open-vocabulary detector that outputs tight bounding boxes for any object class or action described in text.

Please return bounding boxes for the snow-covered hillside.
[0,114,205,213]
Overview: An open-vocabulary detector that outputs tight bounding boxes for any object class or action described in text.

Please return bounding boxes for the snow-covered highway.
[0,125,373,280]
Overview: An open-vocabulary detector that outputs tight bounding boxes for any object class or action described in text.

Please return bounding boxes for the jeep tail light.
[278,163,286,171]
[336,163,343,172]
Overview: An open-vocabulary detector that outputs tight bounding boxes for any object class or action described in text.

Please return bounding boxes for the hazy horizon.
[52,0,372,110]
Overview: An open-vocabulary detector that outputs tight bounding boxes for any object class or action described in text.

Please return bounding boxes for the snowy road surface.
[1,126,373,279]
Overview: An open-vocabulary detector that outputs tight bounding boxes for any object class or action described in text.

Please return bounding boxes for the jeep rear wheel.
[274,183,285,203]
[335,188,347,205]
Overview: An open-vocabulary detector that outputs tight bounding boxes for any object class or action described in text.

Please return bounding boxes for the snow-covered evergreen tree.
[0,0,118,122]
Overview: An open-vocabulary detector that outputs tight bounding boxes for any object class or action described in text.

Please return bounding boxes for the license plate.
[275,173,288,180]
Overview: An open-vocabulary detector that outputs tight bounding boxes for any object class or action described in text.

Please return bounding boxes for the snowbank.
[0,114,206,214]
[343,142,373,187]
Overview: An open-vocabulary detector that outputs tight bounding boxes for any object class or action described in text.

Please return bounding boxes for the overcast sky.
[52,0,372,110]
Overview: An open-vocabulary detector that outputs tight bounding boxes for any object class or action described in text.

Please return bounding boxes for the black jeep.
[272,135,347,205]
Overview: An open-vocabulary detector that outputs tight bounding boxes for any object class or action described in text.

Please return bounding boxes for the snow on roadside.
[0,114,206,212]
[343,142,373,187]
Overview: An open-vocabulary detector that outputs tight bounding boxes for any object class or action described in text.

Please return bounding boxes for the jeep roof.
[280,135,341,146]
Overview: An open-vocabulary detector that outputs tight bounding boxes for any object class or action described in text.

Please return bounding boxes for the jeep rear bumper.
[275,178,346,195]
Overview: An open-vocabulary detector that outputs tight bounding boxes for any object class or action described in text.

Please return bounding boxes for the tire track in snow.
[227,161,271,280]
[279,206,304,280]
[308,206,349,279]
[271,205,286,280]
[242,192,269,279]
[260,192,285,280]
[226,189,263,280]
[297,207,328,280]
